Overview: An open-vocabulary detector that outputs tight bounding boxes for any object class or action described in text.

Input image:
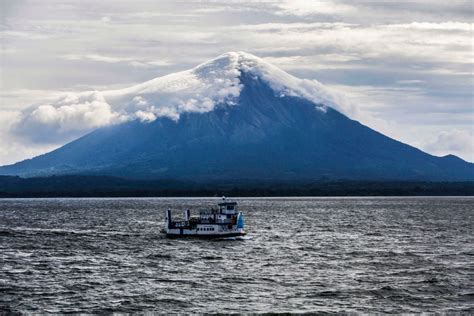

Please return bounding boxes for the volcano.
[1,52,472,181]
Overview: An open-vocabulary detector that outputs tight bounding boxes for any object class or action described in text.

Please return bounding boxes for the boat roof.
[218,201,237,206]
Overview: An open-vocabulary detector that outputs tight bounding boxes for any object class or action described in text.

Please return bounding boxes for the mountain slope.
[1,52,473,181]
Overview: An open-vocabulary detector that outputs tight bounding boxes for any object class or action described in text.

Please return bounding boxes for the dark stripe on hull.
[166,232,246,239]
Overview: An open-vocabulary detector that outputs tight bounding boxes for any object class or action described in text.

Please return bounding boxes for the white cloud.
[7,52,349,148]
[233,22,355,31]
[386,22,473,31]
[0,89,65,111]
[135,110,157,122]
[147,59,174,67]
[0,46,21,55]
[276,0,356,16]
[262,54,361,71]
[9,53,244,144]
[0,110,60,165]
[63,54,132,64]
[32,91,119,131]
[0,139,60,166]
[0,111,22,131]
[103,53,244,120]
[62,54,175,68]
[424,130,474,161]
[396,79,425,85]
[120,11,198,19]
[228,21,473,65]
[0,31,50,40]
[12,91,125,144]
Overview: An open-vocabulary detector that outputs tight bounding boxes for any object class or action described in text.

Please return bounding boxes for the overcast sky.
[1,0,473,164]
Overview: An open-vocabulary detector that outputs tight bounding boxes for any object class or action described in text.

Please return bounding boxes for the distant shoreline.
[1,175,473,198]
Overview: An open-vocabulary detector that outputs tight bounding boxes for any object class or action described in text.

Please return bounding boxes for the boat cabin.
[218,201,238,214]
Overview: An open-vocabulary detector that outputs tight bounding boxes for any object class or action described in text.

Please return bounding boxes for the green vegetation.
[0,175,472,197]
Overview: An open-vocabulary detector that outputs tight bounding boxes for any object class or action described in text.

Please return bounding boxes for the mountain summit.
[99,51,342,123]
[1,52,473,181]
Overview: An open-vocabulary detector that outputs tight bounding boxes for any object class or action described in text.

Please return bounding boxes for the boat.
[164,197,246,238]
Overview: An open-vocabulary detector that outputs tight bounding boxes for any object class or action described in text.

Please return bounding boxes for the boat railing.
[196,217,233,224]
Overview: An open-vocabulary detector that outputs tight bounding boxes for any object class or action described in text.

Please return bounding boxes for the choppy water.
[0,197,473,313]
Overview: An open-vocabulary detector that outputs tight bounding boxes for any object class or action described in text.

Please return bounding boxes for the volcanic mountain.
[1,52,472,181]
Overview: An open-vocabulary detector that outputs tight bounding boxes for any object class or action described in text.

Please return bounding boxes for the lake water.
[0,197,473,313]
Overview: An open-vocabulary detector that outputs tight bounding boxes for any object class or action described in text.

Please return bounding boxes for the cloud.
[275,0,356,16]
[119,11,198,19]
[0,31,50,40]
[386,22,473,31]
[62,54,174,68]
[0,110,60,165]
[63,54,132,64]
[227,21,473,65]
[262,55,361,71]
[7,52,349,148]
[396,79,425,85]
[13,91,124,143]
[135,110,157,122]
[233,22,356,31]
[424,130,474,161]
[0,89,66,111]
[10,54,244,144]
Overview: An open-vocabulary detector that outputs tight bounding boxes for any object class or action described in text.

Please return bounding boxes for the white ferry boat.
[164,198,246,238]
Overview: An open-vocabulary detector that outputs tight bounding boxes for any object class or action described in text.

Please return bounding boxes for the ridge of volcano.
[1,52,472,181]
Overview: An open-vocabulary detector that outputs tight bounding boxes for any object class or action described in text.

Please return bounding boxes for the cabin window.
[227,205,234,210]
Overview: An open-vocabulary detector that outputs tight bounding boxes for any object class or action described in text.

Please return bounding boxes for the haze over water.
[1,197,472,313]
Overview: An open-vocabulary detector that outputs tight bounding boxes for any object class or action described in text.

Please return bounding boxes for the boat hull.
[165,231,246,239]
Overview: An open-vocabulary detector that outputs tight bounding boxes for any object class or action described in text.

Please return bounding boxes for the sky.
[0,0,473,164]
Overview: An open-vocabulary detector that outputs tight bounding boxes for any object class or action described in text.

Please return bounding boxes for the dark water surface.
[1,197,473,313]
